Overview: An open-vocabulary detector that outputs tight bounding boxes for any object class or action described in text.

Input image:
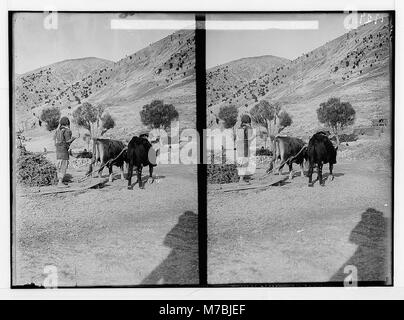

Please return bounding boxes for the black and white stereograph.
[10,10,394,289]
[11,12,198,287]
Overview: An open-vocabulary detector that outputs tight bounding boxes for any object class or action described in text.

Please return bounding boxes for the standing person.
[54,116,79,187]
[236,114,256,183]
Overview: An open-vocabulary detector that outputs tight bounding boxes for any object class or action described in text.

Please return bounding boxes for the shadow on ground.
[323,172,345,179]
[330,208,391,284]
[265,171,345,187]
[141,211,199,285]
[99,172,166,188]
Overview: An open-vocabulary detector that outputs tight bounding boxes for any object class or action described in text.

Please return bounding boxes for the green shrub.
[17,150,58,187]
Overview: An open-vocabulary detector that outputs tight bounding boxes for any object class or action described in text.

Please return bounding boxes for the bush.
[218,105,238,129]
[101,112,115,132]
[17,149,58,186]
[207,164,239,184]
[256,148,272,156]
[278,110,293,129]
[40,107,61,131]
[140,100,179,130]
[330,133,358,143]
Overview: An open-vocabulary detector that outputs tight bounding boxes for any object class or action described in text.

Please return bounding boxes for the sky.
[13,13,193,74]
[206,13,377,68]
[13,12,387,73]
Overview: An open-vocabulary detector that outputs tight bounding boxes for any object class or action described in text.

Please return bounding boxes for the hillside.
[207,55,289,108]
[207,18,393,137]
[15,57,113,112]
[15,29,196,139]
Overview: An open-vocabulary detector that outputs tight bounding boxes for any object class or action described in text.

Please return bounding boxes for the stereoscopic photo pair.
[11,12,393,287]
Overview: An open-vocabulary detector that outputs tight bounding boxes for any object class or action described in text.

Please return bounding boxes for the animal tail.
[288,144,308,164]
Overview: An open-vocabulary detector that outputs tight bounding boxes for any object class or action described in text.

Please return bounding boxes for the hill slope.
[207,55,289,108]
[207,18,393,137]
[15,29,196,136]
[15,57,113,113]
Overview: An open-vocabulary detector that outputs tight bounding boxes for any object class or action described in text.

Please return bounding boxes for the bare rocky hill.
[207,18,393,137]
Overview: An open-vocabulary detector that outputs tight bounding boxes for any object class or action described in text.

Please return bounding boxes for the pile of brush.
[207,163,239,184]
[17,149,58,187]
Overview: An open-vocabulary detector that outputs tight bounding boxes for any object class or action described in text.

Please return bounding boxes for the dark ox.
[127,136,157,190]
[268,135,308,180]
[87,138,126,182]
[307,132,338,187]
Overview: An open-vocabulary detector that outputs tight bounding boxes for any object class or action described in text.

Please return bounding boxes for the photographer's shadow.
[330,208,391,284]
[141,211,199,285]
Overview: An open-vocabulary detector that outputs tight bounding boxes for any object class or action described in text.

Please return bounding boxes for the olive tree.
[72,102,115,138]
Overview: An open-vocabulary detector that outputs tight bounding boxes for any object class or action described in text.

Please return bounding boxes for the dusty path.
[208,160,392,285]
[14,164,198,286]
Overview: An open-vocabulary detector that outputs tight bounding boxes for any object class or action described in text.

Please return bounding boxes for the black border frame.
[9,10,395,289]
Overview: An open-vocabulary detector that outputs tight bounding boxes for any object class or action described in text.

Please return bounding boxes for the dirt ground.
[208,159,392,285]
[14,163,198,287]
